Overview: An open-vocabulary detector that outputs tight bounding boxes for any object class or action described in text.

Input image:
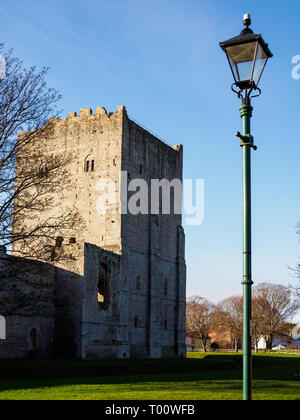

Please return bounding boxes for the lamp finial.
[241,13,253,35]
[243,14,251,27]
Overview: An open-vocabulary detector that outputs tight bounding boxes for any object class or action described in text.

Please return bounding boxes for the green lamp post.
[220,14,273,401]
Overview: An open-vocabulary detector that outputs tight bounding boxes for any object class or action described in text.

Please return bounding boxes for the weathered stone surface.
[0,256,55,359]
[0,106,187,359]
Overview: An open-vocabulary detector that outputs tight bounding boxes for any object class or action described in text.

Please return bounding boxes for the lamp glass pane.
[252,43,268,85]
[226,41,257,82]
[227,54,239,82]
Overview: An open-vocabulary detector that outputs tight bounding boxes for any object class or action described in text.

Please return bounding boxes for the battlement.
[48,105,182,154]
[66,105,127,120]
[172,144,183,152]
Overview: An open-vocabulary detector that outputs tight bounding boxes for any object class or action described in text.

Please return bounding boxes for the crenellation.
[173,144,183,152]
[80,108,92,117]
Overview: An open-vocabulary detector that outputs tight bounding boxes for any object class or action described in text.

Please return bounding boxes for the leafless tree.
[253,283,299,351]
[0,256,55,317]
[0,45,82,315]
[186,296,216,352]
[252,296,267,353]
[0,44,82,262]
[213,296,243,352]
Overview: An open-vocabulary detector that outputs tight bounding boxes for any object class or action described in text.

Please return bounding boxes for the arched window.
[98,263,111,310]
[84,154,95,172]
[136,276,141,291]
[164,279,168,297]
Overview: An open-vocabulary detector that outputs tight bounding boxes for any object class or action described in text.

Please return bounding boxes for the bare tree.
[253,283,299,351]
[0,44,82,262]
[213,296,243,352]
[0,256,55,318]
[0,45,83,316]
[186,296,216,352]
[252,296,267,353]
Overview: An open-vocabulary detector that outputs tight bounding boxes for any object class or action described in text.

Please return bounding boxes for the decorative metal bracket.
[236,132,257,150]
[231,83,262,104]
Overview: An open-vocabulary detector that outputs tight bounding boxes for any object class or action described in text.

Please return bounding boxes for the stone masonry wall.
[0,249,55,359]
[9,105,187,359]
[121,115,186,358]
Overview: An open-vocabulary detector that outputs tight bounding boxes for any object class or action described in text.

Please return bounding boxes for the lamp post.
[220,14,273,401]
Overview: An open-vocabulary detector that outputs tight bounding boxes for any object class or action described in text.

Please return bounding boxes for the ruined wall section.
[0,249,55,359]
[81,243,129,359]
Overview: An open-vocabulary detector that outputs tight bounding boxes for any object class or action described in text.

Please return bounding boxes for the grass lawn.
[0,353,299,400]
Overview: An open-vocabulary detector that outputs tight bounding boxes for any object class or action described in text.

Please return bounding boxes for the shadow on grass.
[0,354,298,393]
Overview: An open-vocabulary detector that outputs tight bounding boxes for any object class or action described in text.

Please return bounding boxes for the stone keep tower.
[13,106,186,359]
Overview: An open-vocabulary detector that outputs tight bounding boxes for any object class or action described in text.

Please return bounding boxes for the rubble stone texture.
[1,106,186,359]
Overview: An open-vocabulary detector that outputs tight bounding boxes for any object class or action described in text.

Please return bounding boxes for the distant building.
[258,334,300,350]
[186,337,207,352]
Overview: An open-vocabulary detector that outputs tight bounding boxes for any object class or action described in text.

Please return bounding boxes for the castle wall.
[0,251,55,359]
[53,264,83,358]
[58,106,124,251]
[81,243,129,359]
[8,105,187,360]
[13,106,125,263]
[121,116,186,358]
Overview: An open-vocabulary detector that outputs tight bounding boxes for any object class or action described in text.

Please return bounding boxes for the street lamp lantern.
[220,14,273,96]
[219,15,273,401]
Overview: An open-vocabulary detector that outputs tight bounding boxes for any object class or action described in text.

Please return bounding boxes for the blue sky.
[2,0,300,313]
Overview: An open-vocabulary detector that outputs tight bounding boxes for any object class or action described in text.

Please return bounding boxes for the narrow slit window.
[91,160,95,172]
[164,279,168,297]
[85,161,90,172]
